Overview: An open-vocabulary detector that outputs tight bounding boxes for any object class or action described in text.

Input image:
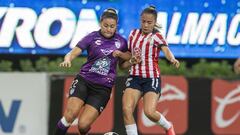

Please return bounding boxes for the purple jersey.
[76,31,128,88]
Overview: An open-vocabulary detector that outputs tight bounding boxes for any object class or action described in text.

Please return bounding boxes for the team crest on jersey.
[115,41,121,48]
[95,39,102,45]
[147,36,153,42]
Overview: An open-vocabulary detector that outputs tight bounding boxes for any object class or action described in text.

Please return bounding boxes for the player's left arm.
[118,51,141,69]
[112,50,132,60]
[161,46,180,68]
[118,57,139,69]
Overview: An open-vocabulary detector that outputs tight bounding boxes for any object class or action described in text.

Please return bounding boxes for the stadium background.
[0,0,239,135]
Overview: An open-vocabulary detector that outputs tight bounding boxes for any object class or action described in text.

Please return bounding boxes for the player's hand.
[170,59,180,68]
[59,60,71,68]
[129,55,141,64]
[112,50,123,57]
[130,47,142,64]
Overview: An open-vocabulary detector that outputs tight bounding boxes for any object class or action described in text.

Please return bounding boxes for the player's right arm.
[59,47,82,68]
[118,55,141,69]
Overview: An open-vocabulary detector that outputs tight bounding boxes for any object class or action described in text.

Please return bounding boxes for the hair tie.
[104,8,117,15]
[149,5,156,10]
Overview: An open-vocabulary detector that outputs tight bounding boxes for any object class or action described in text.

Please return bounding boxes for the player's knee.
[122,105,134,116]
[144,109,155,121]
[64,108,79,123]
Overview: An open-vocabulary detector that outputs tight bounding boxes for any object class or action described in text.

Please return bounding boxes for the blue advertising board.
[0,0,239,58]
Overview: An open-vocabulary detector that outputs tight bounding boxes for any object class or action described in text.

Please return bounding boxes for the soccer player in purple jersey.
[54,8,137,135]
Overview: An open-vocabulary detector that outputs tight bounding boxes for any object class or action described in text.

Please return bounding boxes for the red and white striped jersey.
[128,29,168,78]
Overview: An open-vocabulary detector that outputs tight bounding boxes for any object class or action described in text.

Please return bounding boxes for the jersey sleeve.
[154,32,168,47]
[76,32,94,50]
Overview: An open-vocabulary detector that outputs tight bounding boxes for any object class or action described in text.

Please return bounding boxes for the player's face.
[100,18,117,38]
[141,13,156,34]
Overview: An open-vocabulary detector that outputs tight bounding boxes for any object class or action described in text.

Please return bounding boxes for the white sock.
[156,114,171,130]
[125,124,138,135]
[61,117,71,127]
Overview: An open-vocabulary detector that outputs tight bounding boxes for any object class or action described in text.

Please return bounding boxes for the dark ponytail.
[100,8,118,22]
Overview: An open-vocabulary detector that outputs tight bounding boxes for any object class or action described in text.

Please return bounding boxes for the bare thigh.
[122,88,142,112]
[143,92,159,111]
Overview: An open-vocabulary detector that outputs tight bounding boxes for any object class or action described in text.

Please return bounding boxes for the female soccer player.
[54,8,136,135]
[122,6,180,135]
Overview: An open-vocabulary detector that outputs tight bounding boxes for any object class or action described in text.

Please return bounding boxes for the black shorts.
[125,75,161,95]
[68,75,112,113]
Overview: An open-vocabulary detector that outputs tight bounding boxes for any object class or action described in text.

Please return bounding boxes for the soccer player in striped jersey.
[122,6,180,135]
